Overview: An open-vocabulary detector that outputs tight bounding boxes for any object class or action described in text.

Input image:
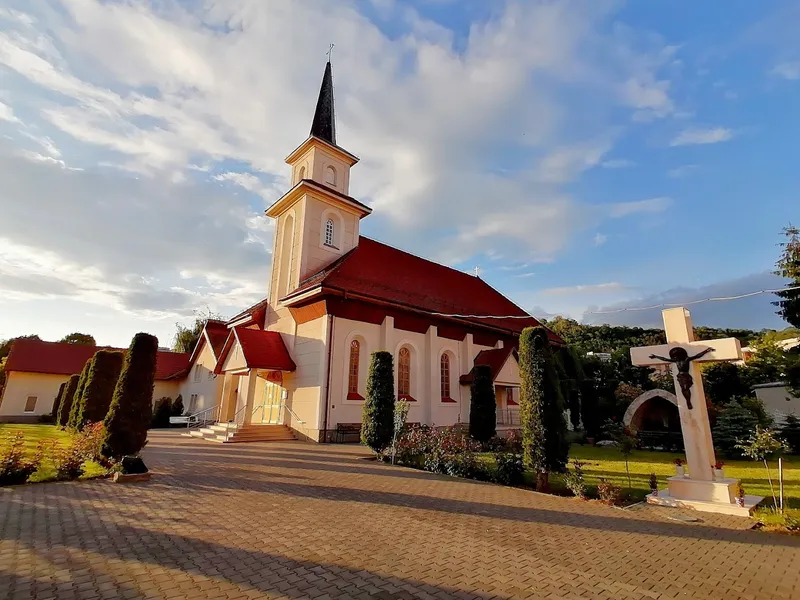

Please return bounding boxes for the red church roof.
[5,339,190,380]
[285,236,562,342]
[214,327,296,373]
[204,320,230,358]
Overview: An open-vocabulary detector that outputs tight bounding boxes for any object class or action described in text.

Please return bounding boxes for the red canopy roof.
[5,339,190,380]
[204,321,229,358]
[286,236,561,342]
[460,347,515,384]
[215,327,296,373]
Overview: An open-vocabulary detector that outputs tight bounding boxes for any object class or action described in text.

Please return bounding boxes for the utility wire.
[426,285,800,320]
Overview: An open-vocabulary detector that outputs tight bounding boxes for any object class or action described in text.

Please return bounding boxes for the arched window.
[298,166,306,181]
[278,214,294,296]
[348,340,360,398]
[325,165,337,185]
[398,347,411,397]
[440,354,451,400]
[324,219,335,246]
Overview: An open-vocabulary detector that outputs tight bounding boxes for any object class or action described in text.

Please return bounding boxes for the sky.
[0,0,798,348]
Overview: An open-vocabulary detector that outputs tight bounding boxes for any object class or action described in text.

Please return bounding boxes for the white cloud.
[0,101,20,123]
[771,62,800,80]
[608,197,672,218]
[670,127,735,146]
[541,282,629,296]
[513,272,537,279]
[667,164,698,178]
[593,233,608,246]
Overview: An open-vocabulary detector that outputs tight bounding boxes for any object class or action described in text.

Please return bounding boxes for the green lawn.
[0,423,108,483]
[551,445,798,507]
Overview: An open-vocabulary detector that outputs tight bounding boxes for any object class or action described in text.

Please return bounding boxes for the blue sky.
[0,0,797,347]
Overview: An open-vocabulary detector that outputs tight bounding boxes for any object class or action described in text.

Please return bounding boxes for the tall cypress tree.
[51,382,67,420]
[75,350,125,429]
[519,326,569,490]
[773,225,800,327]
[57,375,80,427]
[102,333,158,459]
[469,365,496,442]
[361,351,395,453]
[67,360,92,430]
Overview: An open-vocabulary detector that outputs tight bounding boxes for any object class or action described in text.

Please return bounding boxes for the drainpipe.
[321,313,334,443]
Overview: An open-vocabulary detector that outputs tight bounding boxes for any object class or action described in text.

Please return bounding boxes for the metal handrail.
[187,405,220,430]
[282,403,305,424]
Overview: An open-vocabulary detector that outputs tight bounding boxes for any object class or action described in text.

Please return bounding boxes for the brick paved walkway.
[1,432,799,600]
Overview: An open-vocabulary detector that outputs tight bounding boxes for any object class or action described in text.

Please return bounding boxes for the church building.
[0,62,562,440]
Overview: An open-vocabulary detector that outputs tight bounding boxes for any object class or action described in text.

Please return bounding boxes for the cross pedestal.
[630,307,763,516]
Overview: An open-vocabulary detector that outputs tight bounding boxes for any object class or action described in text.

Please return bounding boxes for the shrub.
[735,426,789,508]
[563,459,587,499]
[597,478,622,505]
[171,394,184,418]
[649,472,658,492]
[361,351,395,454]
[754,508,800,533]
[102,333,159,459]
[73,351,125,431]
[57,374,81,428]
[395,425,480,478]
[519,327,569,490]
[713,401,759,458]
[151,397,173,429]
[504,429,523,454]
[493,451,524,486]
[390,398,410,463]
[51,382,66,420]
[52,443,85,481]
[72,422,107,465]
[0,431,40,486]
[779,414,800,454]
[469,365,496,443]
[67,359,93,430]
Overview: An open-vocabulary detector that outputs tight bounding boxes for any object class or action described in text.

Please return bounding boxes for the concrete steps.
[184,423,296,444]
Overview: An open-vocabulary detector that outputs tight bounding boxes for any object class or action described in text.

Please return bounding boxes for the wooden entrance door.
[256,371,284,424]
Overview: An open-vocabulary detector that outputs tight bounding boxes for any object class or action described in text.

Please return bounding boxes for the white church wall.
[283,316,327,441]
[328,316,498,429]
[298,194,360,283]
[753,383,800,425]
[178,342,223,415]
[0,372,67,421]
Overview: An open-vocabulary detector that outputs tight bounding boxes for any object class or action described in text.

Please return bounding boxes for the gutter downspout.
[321,313,334,443]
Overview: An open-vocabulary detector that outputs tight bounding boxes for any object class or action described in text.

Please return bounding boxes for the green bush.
[493,451,524,486]
[171,394,184,418]
[563,459,587,499]
[0,431,41,486]
[51,382,66,420]
[713,401,759,459]
[519,326,569,489]
[75,350,125,430]
[361,351,395,453]
[102,333,159,459]
[151,397,173,429]
[67,359,93,431]
[469,365,496,443]
[780,414,800,454]
[57,374,81,427]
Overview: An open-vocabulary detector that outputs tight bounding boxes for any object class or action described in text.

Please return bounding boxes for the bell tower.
[265,60,371,308]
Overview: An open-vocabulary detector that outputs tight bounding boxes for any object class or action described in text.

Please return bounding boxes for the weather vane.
[327,43,335,62]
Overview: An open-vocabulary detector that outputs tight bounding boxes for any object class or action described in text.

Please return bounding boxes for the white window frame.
[193,364,202,383]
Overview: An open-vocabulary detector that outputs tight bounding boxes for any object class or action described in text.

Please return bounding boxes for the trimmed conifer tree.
[67,359,92,430]
[102,333,159,459]
[77,350,125,429]
[51,382,67,420]
[361,351,395,453]
[519,326,569,490]
[469,365,496,442]
[57,375,80,427]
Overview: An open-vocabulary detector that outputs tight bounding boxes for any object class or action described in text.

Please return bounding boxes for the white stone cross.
[630,307,742,482]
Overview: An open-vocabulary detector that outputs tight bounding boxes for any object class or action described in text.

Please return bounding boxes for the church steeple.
[310,61,336,146]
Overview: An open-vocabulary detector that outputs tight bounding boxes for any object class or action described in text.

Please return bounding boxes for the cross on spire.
[326,43,335,62]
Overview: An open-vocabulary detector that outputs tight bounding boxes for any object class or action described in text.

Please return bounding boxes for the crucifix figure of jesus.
[631,307,742,482]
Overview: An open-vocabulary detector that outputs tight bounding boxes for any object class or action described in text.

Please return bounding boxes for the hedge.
[361,351,395,453]
[469,364,496,442]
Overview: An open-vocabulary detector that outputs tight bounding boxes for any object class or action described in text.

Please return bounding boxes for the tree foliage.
[102,333,159,459]
[173,308,223,354]
[713,402,760,459]
[469,365,496,443]
[57,375,80,427]
[773,225,800,328]
[57,333,96,346]
[519,327,569,488]
[76,350,124,429]
[67,360,93,430]
[361,351,395,453]
[779,414,800,454]
[50,382,66,421]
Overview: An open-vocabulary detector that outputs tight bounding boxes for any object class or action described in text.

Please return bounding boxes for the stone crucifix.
[630,308,742,482]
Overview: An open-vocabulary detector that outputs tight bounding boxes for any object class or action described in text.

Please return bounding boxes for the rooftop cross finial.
[327,43,335,62]
[474,266,481,278]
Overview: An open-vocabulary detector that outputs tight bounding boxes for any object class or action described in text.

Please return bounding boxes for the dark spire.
[310,61,336,146]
